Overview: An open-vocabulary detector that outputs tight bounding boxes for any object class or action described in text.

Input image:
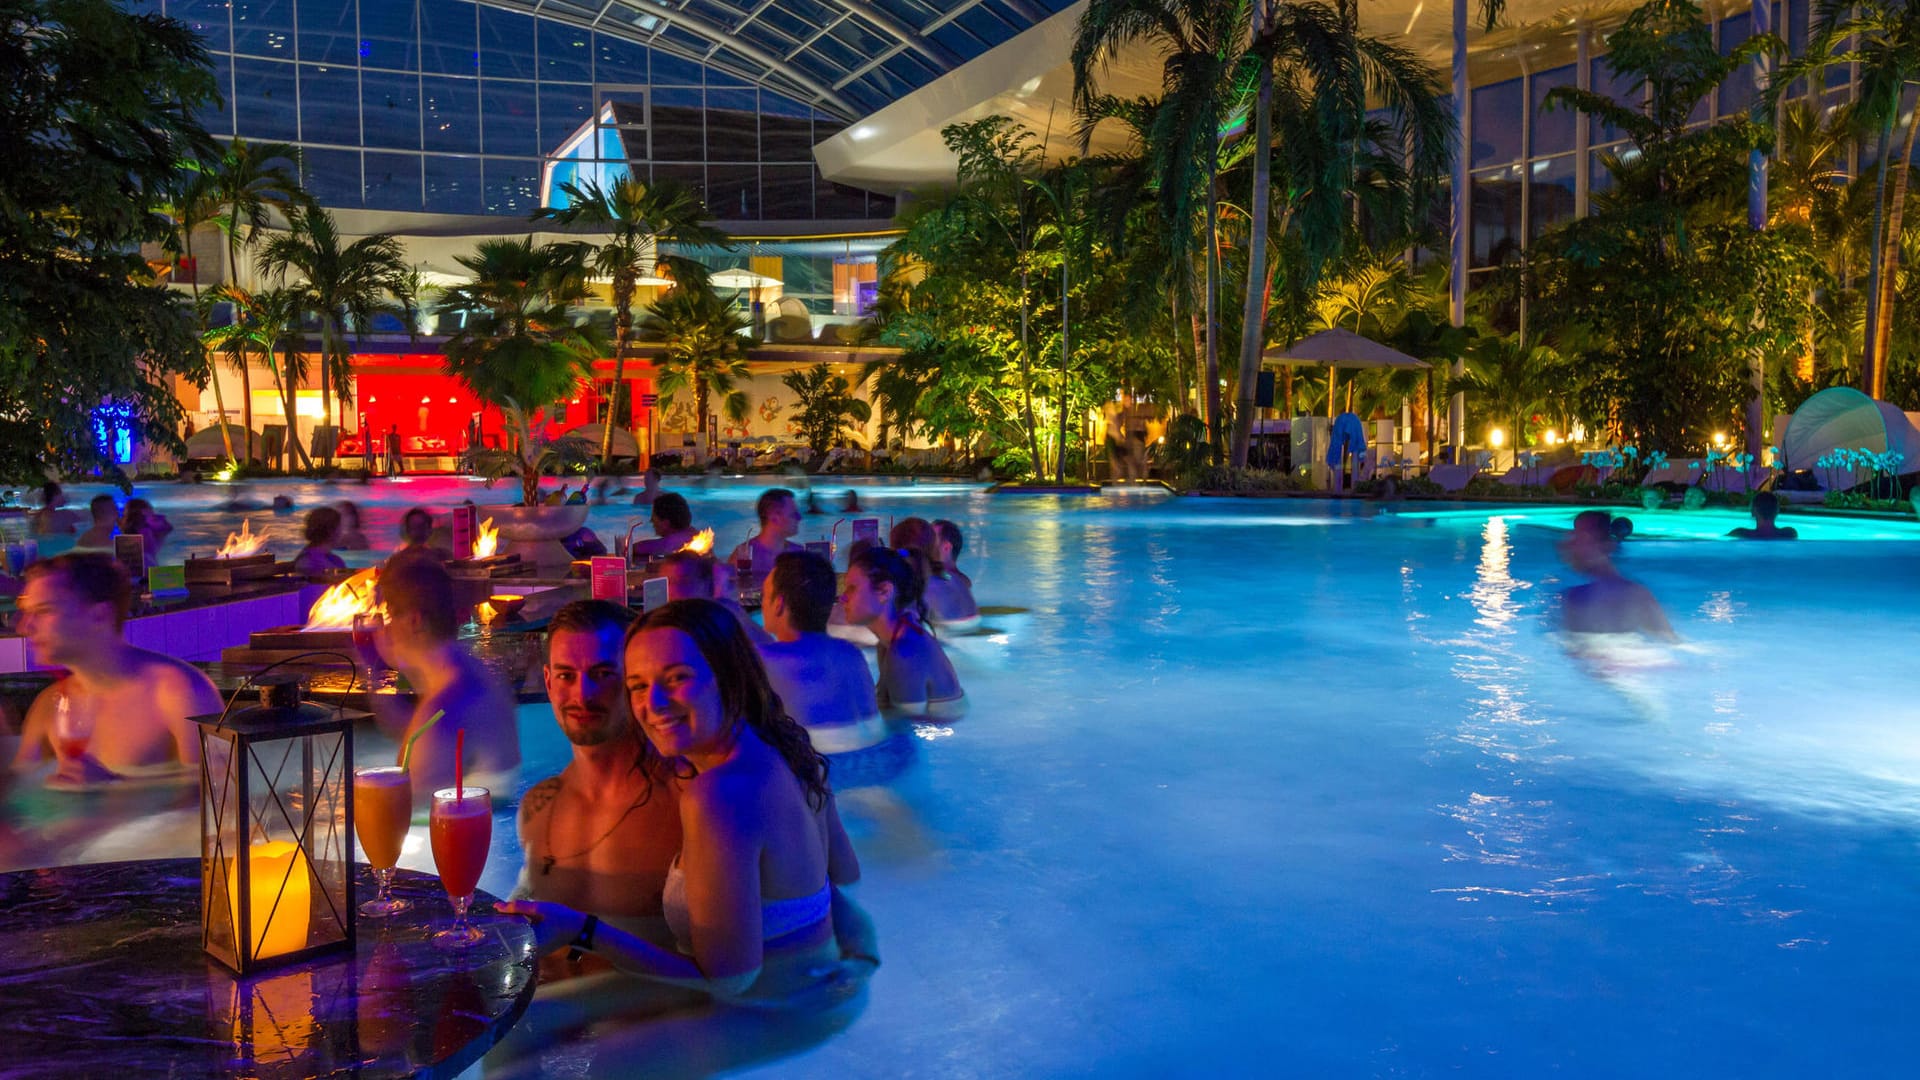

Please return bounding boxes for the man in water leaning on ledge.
[10,554,223,784]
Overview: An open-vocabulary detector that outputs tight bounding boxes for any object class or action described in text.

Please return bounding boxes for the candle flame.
[303,568,381,630]
[217,518,270,558]
[473,517,499,559]
[682,528,715,555]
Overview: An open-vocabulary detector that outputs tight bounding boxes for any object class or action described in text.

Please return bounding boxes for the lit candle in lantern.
[228,840,312,959]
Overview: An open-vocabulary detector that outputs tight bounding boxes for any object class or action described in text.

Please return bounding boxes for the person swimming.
[291,506,349,577]
[1559,510,1677,642]
[892,517,979,630]
[334,500,370,550]
[842,546,967,721]
[1728,491,1798,540]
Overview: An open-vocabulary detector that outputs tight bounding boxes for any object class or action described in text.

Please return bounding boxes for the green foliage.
[1182,466,1303,493]
[642,283,751,436]
[781,364,871,456]
[437,237,603,505]
[0,0,218,484]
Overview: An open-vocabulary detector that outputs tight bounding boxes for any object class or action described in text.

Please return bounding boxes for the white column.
[1449,0,1470,455]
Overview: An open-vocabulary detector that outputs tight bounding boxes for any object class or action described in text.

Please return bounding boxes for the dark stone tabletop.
[0,859,536,1079]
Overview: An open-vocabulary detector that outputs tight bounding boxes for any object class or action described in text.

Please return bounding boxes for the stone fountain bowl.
[485,504,590,573]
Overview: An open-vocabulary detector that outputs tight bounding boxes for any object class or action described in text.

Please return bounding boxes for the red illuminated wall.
[346,354,654,458]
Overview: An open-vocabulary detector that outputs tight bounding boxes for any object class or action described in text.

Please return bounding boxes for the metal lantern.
[195,673,356,975]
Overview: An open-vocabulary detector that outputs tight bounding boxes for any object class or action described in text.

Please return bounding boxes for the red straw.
[454,729,465,803]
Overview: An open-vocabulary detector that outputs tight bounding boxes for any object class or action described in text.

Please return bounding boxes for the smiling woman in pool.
[500,598,870,1008]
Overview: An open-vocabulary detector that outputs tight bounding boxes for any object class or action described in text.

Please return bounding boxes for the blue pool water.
[40,481,1920,1074]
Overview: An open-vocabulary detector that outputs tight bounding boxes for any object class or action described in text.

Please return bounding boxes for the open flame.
[681,528,715,555]
[217,518,270,558]
[303,568,381,630]
[473,517,499,559]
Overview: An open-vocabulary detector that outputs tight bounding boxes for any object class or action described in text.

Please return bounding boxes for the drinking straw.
[397,709,444,772]
[454,729,465,805]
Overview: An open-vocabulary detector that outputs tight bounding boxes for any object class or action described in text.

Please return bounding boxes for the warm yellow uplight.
[304,568,381,630]
[1489,428,1506,448]
[216,518,270,558]
[681,528,715,555]
[1712,431,1729,449]
[1543,430,1559,446]
[472,517,499,559]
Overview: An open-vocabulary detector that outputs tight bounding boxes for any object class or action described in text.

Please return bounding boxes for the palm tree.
[249,286,313,471]
[1452,334,1565,456]
[438,238,603,506]
[1226,0,1451,467]
[533,176,728,468]
[643,283,752,440]
[258,202,412,466]
[782,363,873,457]
[209,138,303,451]
[158,162,238,466]
[1074,0,1251,454]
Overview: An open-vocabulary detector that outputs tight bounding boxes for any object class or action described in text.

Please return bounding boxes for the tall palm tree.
[158,162,237,466]
[1453,334,1565,455]
[1226,0,1451,467]
[249,285,312,472]
[258,202,412,466]
[534,176,728,468]
[643,284,752,440]
[1074,0,1251,454]
[438,238,603,506]
[209,138,303,451]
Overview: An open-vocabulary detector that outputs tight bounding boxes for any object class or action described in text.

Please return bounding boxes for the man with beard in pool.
[516,601,683,975]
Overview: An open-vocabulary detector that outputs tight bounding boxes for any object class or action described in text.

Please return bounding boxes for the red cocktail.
[429,786,491,948]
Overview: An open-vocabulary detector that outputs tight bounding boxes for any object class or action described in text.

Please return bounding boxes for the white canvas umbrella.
[1263,328,1429,417]
[709,268,783,290]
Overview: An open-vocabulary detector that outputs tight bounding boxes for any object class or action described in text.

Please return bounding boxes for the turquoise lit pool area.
[22,482,1920,1075]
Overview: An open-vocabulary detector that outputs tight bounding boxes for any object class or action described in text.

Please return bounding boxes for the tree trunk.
[696,381,710,452]
[186,230,238,467]
[1056,181,1072,486]
[1017,264,1041,476]
[1203,150,1223,461]
[1863,117,1895,398]
[1229,12,1275,470]
[604,276,632,469]
[230,237,254,462]
[1869,99,1918,399]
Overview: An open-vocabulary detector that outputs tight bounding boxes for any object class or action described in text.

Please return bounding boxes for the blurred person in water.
[10,555,222,785]
[1728,491,1798,541]
[1559,510,1677,642]
[292,506,349,576]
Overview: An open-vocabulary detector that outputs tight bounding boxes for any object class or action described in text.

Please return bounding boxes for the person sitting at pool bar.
[70,495,119,554]
[10,554,223,784]
[334,500,370,550]
[32,481,83,537]
[517,600,682,971]
[291,506,349,576]
[359,558,520,804]
[385,506,450,569]
[500,599,874,1012]
[1559,510,1678,641]
[123,498,172,553]
[892,517,978,629]
[725,487,804,594]
[662,550,772,645]
[1728,491,1798,541]
[933,519,974,590]
[759,552,887,754]
[842,547,967,721]
[629,492,697,559]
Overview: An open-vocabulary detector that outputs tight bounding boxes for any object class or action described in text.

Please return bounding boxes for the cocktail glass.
[52,694,90,761]
[354,765,413,916]
[429,786,491,948]
[352,610,383,655]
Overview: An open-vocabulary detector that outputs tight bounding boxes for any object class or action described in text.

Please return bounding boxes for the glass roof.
[476,0,1074,120]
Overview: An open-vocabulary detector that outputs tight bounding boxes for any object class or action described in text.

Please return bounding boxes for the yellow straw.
[398,709,445,772]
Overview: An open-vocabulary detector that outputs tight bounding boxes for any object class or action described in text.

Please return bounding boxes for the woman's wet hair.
[627,598,830,809]
[850,544,929,625]
[652,492,692,532]
[768,551,837,633]
[304,506,342,545]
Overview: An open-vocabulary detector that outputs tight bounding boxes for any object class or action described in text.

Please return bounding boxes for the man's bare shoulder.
[130,649,223,705]
[519,774,564,828]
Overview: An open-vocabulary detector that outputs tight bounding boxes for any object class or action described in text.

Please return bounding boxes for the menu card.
[641,576,669,612]
[451,505,475,560]
[590,556,627,602]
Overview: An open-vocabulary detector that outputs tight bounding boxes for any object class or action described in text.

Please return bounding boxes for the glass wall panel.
[232,0,294,58]
[480,80,540,157]
[594,34,649,83]
[360,70,421,151]
[295,0,356,66]
[424,155,483,214]
[359,3,418,72]
[420,0,478,75]
[421,76,479,153]
[171,0,231,52]
[483,158,544,215]
[763,166,813,218]
[761,113,814,161]
[652,164,706,203]
[817,181,871,220]
[1529,154,1577,239]
[1471,78,1524,167]
[198,52,235,136]
[477,7,537,80]
[1589,54,1642,144]
[233,58,300,142]
[537,20,593,83]
[706,90,759,163]
[650,51,703,85]
[539,83,595,153]
[1718,13,1756,117]
[364,152,423,211]
[1471,167,1522,267]
[650,88,704,160]
[298,64,361,146]
[707,165,759,219]
[301,147,361,208]
[1529,66,1577,157]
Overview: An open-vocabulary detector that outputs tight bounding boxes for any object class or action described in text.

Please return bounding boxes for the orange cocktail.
[354,766,413,916]
[429,787,491,948]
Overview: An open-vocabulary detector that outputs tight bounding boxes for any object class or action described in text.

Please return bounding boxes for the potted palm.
[645,282,753,458]
[438,237,603,569]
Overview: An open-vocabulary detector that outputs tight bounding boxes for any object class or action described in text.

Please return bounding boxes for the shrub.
[1183,466,1301,493]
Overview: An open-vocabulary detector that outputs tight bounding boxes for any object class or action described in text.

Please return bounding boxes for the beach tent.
[183,423,263,462]
[1780,387,1920,474]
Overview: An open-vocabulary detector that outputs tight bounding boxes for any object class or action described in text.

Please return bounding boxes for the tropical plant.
[438,238,604,505]
[158,162,239,465]
[533,176,727,467]
[782,363,872,456]
[1452,335,1567,451]
[643,283,752,439]
[208,137,303,449]
[258,202,412,465]
[0,0,216,481]
[197,284,311,470]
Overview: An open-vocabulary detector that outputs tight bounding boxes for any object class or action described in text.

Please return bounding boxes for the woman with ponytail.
[842,546,967,721]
